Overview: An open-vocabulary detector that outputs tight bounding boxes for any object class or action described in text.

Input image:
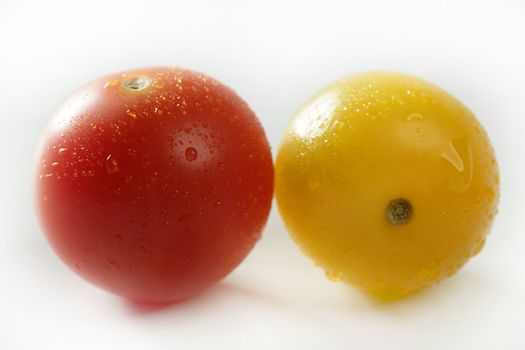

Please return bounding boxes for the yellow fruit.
[275,72,499,298]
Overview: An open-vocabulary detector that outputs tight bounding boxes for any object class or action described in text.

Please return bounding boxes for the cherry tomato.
[276,72,499,298]
[34,67,273,302]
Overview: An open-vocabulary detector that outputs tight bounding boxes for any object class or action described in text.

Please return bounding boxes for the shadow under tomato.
[122,280,284,317]
[355,269,492,311]
[124,299,185,315]
[122,287,217,316]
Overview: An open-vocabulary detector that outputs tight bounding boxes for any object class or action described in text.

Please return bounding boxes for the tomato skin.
[275,72,499,298]
[34,67,273,302]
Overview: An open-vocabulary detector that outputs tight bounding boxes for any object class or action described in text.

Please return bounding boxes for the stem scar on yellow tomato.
[275,72,499,299]
[387,198,412,225]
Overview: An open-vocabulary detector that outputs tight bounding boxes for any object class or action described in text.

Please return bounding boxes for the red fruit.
[34,67,273,302]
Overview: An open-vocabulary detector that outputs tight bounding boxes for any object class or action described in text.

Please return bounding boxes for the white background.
[1,0,524,349]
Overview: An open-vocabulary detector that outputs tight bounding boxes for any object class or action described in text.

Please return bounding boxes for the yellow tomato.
[275,72,499,298]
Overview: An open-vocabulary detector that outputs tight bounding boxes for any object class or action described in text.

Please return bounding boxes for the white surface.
[1,0,524,349]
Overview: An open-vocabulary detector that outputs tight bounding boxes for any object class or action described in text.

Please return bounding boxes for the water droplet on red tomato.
[108,260,120,269]
[58,148,68,156]
[185,147,198,161]
[106,154,120,174]
[113,233,123,241]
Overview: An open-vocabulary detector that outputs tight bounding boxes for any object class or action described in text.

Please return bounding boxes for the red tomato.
[34,67,273,303]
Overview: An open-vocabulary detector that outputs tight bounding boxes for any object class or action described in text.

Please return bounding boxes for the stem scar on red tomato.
[34,67,273,303]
